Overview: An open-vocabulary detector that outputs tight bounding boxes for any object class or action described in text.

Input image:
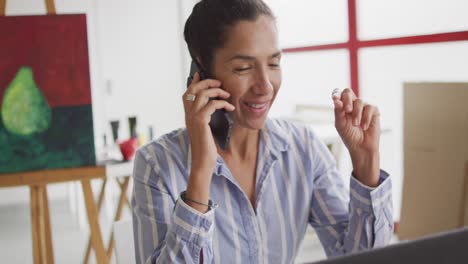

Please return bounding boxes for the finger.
[331,88,341,99]
[352,99,364,127]
[331,88,344,109]
[191,72,200,84]
[341,88,355,113]
[187,78,222,95]
[199,100,235,117]
[361,105,379,131]
[332,89,345,121]
[192,88,231,110]
[345,87,357,98]
[183,72,200,107]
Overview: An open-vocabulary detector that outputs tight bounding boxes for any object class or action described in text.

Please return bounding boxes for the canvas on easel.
[0,14,95,173]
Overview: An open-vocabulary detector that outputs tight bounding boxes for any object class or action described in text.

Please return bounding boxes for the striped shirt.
[131,118,393,264]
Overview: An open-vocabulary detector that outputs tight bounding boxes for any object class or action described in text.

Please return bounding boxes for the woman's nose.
[252,68,273,95]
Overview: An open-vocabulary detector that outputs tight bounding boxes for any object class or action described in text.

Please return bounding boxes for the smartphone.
[187,61,233,150]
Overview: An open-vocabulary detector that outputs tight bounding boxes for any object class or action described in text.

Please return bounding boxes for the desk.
[0,166,106,264]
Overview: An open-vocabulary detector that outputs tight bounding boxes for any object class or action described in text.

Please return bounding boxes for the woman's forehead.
[218,15,279,60]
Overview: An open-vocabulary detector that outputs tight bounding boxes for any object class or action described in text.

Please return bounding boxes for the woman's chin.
[236,116,267,131]
[234,103,271,130]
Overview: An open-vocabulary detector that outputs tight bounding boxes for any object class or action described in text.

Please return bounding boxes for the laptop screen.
[309,227,468,264]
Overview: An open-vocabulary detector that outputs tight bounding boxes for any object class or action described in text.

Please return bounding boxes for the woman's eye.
[234,67,251,73]
[269,64,280,68]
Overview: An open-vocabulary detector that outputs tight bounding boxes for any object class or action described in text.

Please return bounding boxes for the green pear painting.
[2,67,52,136]
[0,15,96,174]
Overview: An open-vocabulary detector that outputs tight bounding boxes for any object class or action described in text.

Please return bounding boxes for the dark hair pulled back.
[183,0,275,76]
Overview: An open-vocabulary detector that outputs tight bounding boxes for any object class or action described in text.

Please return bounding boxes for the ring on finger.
[332,88,341,97]
[186,94,196,102]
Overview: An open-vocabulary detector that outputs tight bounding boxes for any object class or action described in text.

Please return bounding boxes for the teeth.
[246,103,267,109]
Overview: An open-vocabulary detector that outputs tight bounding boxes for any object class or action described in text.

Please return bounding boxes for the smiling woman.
[131,0,393,263]
[210,15,281,130]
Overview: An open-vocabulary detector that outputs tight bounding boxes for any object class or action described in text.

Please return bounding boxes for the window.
[272,0,468,221]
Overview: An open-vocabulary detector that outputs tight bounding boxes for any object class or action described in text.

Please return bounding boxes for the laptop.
[310,227,468,264]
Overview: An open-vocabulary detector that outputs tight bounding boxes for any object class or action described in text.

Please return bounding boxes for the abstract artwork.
[0,15,95,173]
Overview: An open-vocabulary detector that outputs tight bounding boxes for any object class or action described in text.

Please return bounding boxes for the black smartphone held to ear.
[187,61,233,150]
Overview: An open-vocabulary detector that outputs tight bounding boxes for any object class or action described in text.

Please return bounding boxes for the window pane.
[270,50,350,118]
[359,42,468,220]
[266,0,348,48]
[358,0,468,40]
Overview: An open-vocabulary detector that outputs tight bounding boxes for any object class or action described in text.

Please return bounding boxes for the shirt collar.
[185,118,291,173]
[262,118,290,154]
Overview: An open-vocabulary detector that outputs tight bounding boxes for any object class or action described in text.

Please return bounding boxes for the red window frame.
[282,0,468,232]
[282,0,468,96]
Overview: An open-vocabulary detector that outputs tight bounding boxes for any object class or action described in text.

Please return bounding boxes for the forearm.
[186,167,213,213]
[350,151,380,188]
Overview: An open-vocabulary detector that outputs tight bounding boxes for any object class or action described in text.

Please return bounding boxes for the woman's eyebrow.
[270,51,282,59]
[228,54,255,61]
[228,51,282,61]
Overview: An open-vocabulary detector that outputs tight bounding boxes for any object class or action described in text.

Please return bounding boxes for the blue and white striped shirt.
[131,118,393,264]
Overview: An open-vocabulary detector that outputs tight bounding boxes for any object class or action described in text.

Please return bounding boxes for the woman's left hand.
[332,88,381,187]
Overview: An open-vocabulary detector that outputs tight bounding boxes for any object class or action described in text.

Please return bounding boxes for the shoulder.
[135,128,189,173]
[265,118,319,147]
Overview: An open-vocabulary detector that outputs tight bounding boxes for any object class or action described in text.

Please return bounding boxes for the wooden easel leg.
[39,185,54,264]
[106,176,130,259]
[30,186,42,264]
[0,0,6,16]
[123,183,131,209]
[45,0,56,15]
[84,179,107,264]
[81,179,108,264]
[29,185,54,264]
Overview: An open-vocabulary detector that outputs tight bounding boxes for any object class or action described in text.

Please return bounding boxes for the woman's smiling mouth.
[241,100,270,115]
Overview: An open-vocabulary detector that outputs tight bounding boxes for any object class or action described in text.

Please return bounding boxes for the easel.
[0,167,108,264]
[1,1,133,262]
[0,1,108,263]
[83,162,133,264]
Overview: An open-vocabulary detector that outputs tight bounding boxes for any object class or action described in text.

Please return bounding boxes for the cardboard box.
[463,162,468,226]
[399,83,468,240]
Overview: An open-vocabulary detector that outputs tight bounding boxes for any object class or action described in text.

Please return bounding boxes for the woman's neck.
[218,124,260,161]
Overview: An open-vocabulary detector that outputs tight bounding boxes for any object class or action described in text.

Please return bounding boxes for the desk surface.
[103,161,133,179]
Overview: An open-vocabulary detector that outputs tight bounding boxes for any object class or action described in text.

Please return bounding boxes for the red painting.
[0,15,96,173]
[0,14,91,107]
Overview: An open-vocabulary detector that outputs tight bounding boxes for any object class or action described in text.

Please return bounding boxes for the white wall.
[179,0,199,79]
[1,0,187,204]
[95,0,185,142]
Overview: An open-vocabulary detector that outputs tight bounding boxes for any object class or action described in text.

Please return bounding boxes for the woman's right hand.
[183,72,235,209]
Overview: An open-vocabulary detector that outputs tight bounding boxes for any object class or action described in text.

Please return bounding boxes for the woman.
[132,0,393,263]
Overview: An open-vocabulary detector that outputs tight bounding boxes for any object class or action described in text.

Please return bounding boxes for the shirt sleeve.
[308,135,393,257]
[131,148,216,264]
